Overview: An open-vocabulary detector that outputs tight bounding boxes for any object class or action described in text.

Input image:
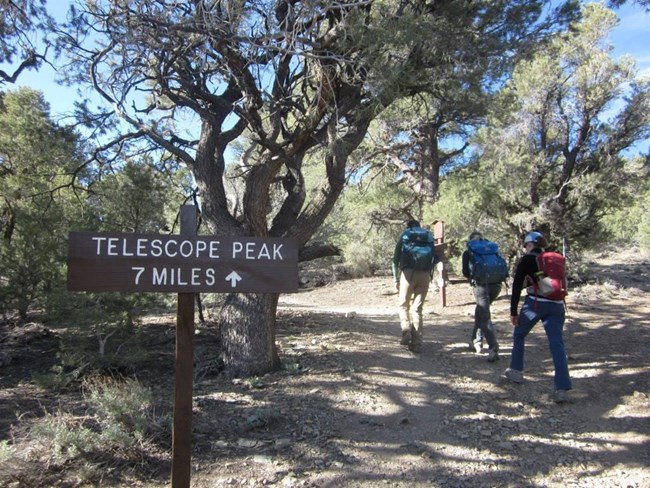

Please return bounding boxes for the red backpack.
[532,251,568,300]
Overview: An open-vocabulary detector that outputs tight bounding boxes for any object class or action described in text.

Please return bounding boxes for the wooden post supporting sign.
[432,220,447,308]
[172,205,196,488]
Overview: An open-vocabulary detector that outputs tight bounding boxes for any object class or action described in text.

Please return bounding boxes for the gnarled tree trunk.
[219,292,280,377]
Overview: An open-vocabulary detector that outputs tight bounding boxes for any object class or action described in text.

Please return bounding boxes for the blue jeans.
[472,282,502,350]
[510,296,572,391]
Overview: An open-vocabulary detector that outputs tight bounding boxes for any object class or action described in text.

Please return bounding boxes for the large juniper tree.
[470,3,650,250]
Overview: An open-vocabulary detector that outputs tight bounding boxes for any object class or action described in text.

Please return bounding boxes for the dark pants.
[471,282,502,350]
[510,296,572,391]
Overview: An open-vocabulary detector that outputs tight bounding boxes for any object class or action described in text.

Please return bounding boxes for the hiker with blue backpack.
[505,231,572,404]
[392,220,441,353]
[462,231,509,362]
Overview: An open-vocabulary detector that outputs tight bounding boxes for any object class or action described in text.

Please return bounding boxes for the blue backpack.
[400,227,436,271]
[467,239,509,284]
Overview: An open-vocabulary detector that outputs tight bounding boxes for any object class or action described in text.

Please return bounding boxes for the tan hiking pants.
[398,269,431,346]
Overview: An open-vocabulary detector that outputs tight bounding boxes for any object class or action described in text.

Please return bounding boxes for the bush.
[344,240,387,277]
[0,440,14,462]
[85,376,153,441]
[30,411,98,464]
[637,191,650,252]
[2,376,162,486]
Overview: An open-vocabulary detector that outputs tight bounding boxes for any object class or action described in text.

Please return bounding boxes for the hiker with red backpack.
[504,231,572,403]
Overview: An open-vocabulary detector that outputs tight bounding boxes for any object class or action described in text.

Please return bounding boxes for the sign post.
[432,220,447,308]
[172,206,196,488]
[67,205,298,487]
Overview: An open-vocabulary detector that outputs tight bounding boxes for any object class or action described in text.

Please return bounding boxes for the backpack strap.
[528,249,570,314]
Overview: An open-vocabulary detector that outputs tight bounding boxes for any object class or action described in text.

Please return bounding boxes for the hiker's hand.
[510,315,518,327]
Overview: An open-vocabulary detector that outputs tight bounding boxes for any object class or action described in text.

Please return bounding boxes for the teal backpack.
[400,228,436,271]
[467,239,509,284]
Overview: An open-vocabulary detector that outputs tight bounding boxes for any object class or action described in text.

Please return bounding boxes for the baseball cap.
[524,231,544,245]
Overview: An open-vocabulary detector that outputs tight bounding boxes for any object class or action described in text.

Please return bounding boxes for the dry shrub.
[0,376,166,487]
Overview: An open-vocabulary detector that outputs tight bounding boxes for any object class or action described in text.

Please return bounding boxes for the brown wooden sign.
[67,231,298,293]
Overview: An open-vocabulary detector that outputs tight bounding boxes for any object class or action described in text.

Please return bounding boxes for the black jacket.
[461,250,471,279]
[510,247,542,316]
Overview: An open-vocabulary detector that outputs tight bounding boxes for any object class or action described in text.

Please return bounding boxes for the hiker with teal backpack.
[392,220,440,353]
[462,231,509,362]
[505,231,572,404]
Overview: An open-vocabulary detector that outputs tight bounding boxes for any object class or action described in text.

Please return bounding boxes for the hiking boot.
[487,349,499,362]
[553,389,569,404]
[400,330,412,346]
[504,368,524,383]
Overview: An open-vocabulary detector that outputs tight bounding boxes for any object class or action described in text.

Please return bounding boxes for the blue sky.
[610,2,650,77]
[5,1,650,152]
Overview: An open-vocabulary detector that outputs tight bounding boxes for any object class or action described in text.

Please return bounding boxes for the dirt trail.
[183,249,650,487]
[1,249,649,487]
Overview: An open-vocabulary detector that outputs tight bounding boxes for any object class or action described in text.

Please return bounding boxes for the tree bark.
[299,244,341,262]
[219,292,281,377]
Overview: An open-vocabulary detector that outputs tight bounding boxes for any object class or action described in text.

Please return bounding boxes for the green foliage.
[89,157,190,233]
[0,0,52,85]
[320,170,411,276]
[601,160,650,250]
[0,440,14,462]
[0,88,85,318]
[32,309,163,390]
[0,88,191,320]
[32,365,77,390]
[30,411,97,464]
[0,220,62,317]
[425,166,493,241]
[456,3,649,252]
[638,193,650,251]
[345,1,579,220]
[86,377,153,442]
[428,165,519,272]
[70,156,190,323]
[241,407,282,432]
[344,240,387,277]
[12,376,158,485]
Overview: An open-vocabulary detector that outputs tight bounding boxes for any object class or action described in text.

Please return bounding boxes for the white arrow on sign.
[225,271,242,288]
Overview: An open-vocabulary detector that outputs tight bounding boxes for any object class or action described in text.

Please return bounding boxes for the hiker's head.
[524,231,546,250]
[406,220,420,229]
[468,231,483,241]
